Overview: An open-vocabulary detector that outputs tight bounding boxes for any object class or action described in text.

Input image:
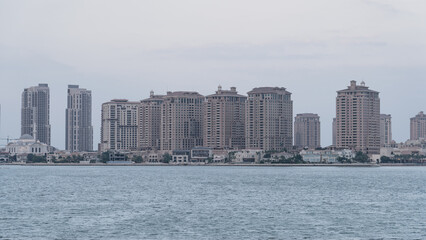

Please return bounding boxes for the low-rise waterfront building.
[300,149,355,163]
[6,134,51,161]
[233,149,263,163]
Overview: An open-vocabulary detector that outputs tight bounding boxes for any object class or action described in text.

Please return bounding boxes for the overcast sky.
[1,0,426,149]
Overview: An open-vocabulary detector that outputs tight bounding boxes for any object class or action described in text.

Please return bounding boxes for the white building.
[233,149,263,163]
[6,134,50,161]
[300,149,355,163]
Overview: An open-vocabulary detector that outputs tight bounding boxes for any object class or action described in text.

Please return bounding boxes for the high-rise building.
[65,85,93,152]
[139,91,164,150]
[245,87,293,151]
[204,86,246,150]
[336,80,380,154]
[160,91,204,151]
[100,99,139,152]
[21,83,51,145]
[332,118,337,146]
[294,113,320,149]
[410,111,426,140]
[380,114,392,147]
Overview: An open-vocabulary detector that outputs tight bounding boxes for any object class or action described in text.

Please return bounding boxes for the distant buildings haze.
[380,114,392,147]
[294,113,320,149]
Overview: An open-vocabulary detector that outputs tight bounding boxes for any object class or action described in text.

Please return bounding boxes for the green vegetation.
[380,154,425,164]
[26,154,47,163]
[162,153,171,163]
[353,151,370,163]
[133,156,143,163]
[101,152,110,163]
[273,154,305,164]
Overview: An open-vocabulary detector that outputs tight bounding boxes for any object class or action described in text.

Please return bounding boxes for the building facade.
[245,87,293,151]
[204,86,246,150]
[294,113,321,149]
[332,118,337,146]
[139,91,164,150]
[100,99,139,152]
[160,91,204,151]
[336,81,380,154]
[21,83,51,145]
[380,114,392,147]
[410,111,426,140]
[65,85,93,152]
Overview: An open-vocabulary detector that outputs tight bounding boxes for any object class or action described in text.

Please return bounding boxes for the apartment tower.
[65,85,93,152]
[21,83,51,145]
[410,111,426,140]
[204,86,246,150]
[246,87,293,151]
[294,113,321,149]
[139,91,164,150]
[160,91,204,151]
[100,99,139,152]
[380,114,392,147]
[336,81,380,154]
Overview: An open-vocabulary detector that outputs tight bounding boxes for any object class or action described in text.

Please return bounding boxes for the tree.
[380,156,392,163]
[26,154,46,163]
[101,152,110,163]
[354,151,369,163]
[133,156,143,163]
[162,153,171,163]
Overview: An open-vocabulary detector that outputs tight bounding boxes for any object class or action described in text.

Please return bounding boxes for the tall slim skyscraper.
[160,91,204,151]
[101,99,139,152]
[139,91,164,150]
[336,81,380,154]
[65,85,93,152]
[204,86,246,150]
[245,87,293,151]
[380,114,392,147]
[21,83,51,145]
[410,111,426,140]
[294,113,320,149]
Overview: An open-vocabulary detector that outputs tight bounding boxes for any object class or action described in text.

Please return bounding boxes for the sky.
[1,0,425,149]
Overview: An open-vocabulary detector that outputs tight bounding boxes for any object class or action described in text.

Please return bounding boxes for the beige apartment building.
[380,114,392,147]
[410,111,426,140]
[100,99,139,152]
[245,87,293,151]
[204,86,246,150]
[294,113,320,149]
[160,91,204,151]
[336,80,380,154]
[139,91,164,150]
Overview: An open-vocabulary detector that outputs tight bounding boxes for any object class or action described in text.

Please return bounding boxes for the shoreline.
[1,163,425,167]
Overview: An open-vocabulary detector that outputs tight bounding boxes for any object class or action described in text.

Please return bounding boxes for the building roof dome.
[20,134,34,140]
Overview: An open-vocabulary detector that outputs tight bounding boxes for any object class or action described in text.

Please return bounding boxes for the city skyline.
[0,82,424,150]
